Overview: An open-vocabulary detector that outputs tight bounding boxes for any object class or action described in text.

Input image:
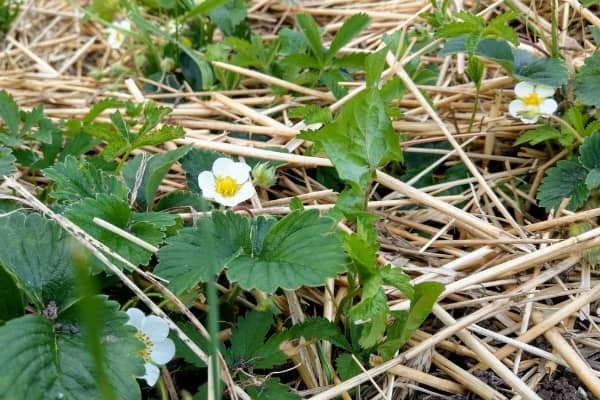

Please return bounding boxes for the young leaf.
[300,87,403,193]
[575,51,600,106]
[349,288,388,348]
[43,156,129,203]
[0,212,77,309]
[365,48,388,88]
[208,0,247,36]
[335,353,363,381]
[380,265,414,301]
[378,281,444,359]
[467,56,484,89]
[326,13,370,63]
[512,49,568,87]
[537,160,590,211]
[296,14,324,66]
[514,126,562,146]
[155,212,250,293]
[0,90,20,137]
[226,209,346,293]
[121,145,192,210]
[0,296,143,400]
[0,145,16,177]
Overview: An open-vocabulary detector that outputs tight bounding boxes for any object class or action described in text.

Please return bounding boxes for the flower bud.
[252,162,276,188]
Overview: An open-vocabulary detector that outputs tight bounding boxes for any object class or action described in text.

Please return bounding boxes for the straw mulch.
[2,0,600,399]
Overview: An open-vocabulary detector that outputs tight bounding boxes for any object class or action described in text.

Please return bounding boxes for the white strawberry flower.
[126,308,175,387]
[198,157,256,207]
[509,82,558,124]
[107,19,131,49]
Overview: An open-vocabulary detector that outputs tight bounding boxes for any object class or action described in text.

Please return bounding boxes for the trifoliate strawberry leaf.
[585,168,600,190]
[0,145,16,177]
[300,87,402,193]
[121,145,192,210]
[246,378,300,400]
[65,195,164,272]
[155,212,250,293]
[378,281,444,360]
[537,160,590,211]
[513,49,568,87]
[44,155,128,203]
[0,295,144,400]
[0,212,77,309]
[580,131,600,170]
[574,51,600,106]
[226,209,346,293]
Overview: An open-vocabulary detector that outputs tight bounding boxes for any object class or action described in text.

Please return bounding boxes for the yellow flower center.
[114,31,121,42]
[522,92,542,107]
[135,332,153,362]
[215,176,239,197]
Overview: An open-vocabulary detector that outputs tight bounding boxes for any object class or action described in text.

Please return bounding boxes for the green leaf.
[227,310,273,365]
[365,48,388,88]
[300,88,403,193]
[246,378,300,400]
[155,212,250,293]
[482,12,518,44]
[208,0,247,36]
[580,131,600,169]
[0,296,143,400]
[173,322,210,368]
[66,195,163,271]
[255,317,351,369]
[467,56,484,89]
[121,145,191,210]
[0,213,77,309]
[514,126,562,146]
[335,353,363,381]
[185,0,228,18]
[180,148,223,194]
[84,98,124,123]
[0,265,24,322]
[0,145,16,177]
[154,191,212,212]
[44,156,128,203]
[349,288,388,348]
[0,90,20,137]
[227,209,346,293]
[288,105,333,124]
[378,281,443,359]
[575,51,600,106]
[537,160,590,211]
[326,13,370,63]
[380,265,414,301]
[513,49,568,87]
[585,168,600,190]
[296,14,324,66]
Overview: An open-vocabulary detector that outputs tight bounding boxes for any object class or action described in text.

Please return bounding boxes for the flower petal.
[198,171,217,199]
[520,115,540,124]
[535,85,555,98]
[125,308,145,330]
[115,20,131,30]
[150,338,176,365]
[141,315,170,342]
[228,162,252,183]
[212,157,237,177]
[514,82,534,98]
[539,98,558,115]
[212,193,243,207]
[232,181,256,204]
[141,363,161,387]
[508,100,525,118]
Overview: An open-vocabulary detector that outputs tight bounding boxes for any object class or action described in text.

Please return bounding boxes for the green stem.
[207,278,221,399]
[467,87,480,134]
[157,376,169,400]
[550,0,560,59]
